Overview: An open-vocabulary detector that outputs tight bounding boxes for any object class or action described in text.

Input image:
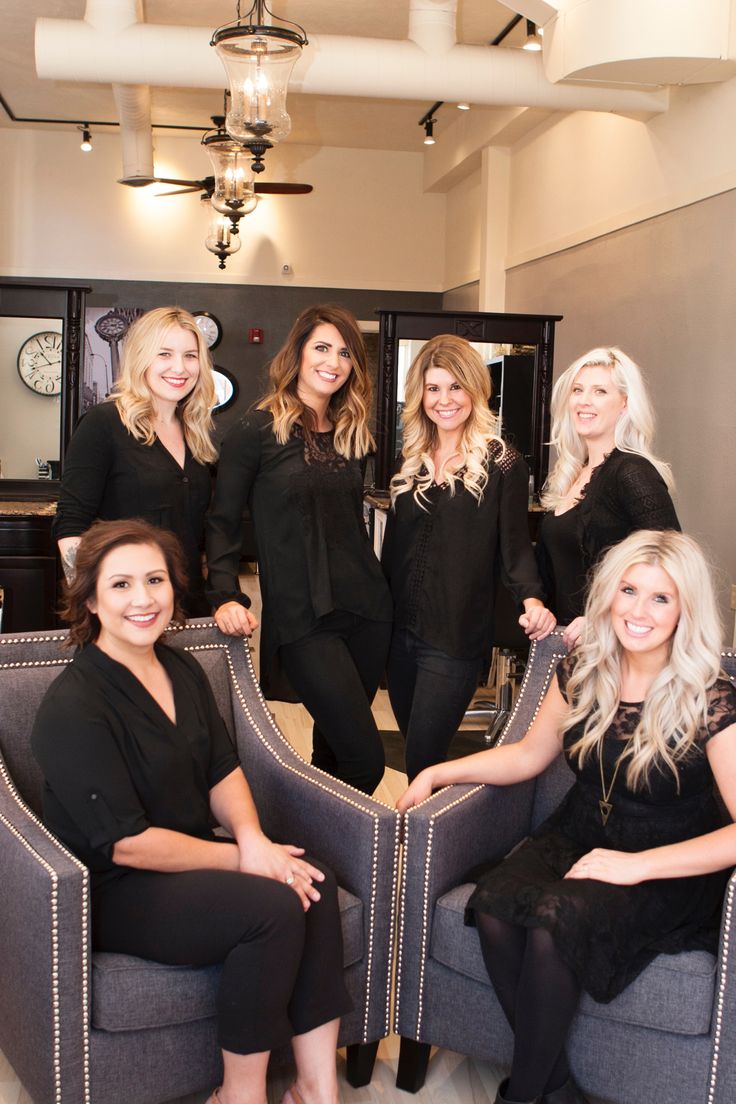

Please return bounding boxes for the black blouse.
[537,449,680,622]
[31,643,239,889]
[381,443,544,660]
[53,402,213,615]
[206,410,392,699]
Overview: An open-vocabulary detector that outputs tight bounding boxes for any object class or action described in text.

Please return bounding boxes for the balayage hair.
[390,335,503,507]
[61,518,188,647]
[564,530,723,791]
[110,307,217,465]
[257,304,374,459]
[541,347,673,512]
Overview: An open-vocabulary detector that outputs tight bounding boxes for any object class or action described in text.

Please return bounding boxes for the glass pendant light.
[202,196,242,270]
[203,129,260,219]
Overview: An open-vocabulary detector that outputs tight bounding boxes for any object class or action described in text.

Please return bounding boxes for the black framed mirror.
[212,365,238,413]
[0,281,89,498]
[374,309,562,493]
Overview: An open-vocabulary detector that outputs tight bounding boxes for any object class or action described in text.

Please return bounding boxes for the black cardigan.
[537,449,680,621]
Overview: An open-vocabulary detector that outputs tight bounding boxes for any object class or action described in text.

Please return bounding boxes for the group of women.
[34,302,735,1104]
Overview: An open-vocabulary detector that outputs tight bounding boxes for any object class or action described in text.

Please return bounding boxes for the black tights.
[476,913,581,1101]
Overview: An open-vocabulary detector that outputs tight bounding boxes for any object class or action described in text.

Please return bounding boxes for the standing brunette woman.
[537,347,679,648]
[381,335,555,781]
[399,530,736,1104]
[32,519,350,1104]
[54,307,217,615]
[206,305,392,795]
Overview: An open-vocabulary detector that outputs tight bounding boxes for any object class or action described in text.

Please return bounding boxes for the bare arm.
[566,722,736,884]
[397,676,569,812]
[112,827,240,871]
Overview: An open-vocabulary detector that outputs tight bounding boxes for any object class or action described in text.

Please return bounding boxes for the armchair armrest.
[708,867,736,1104]
[0,755,90,1104]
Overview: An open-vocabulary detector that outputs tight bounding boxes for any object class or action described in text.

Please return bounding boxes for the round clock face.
[17,330,63,396]
[193,311,223,350]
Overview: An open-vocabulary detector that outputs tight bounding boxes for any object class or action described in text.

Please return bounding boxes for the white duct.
[112,84,154,183]
[36,8,669,116]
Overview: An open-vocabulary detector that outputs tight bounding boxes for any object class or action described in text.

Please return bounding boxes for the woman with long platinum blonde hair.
[55,306,217,615]
[537,346,679,649]
[399,530,736,1104]
[207,304,392,795]
[382,334,555,780]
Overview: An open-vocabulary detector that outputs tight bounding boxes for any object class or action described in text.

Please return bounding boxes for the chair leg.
[345,1040,380,1087]
[396,1037,431,1093]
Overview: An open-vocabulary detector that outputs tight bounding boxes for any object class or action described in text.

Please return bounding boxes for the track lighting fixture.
[423,119,435,145]
[522,20,542,52]
[457,102,470,111]
[79,125,92,152]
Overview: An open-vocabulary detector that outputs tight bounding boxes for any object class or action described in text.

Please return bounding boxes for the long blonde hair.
[564,530,723,791]
[541,347,673,512]
[390,335,504,507]
[111,307,217,465]
[257,304,374,459]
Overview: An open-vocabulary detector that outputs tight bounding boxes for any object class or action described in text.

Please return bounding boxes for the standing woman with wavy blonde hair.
[381,334,555,780]
[207,304,392,795]
[55,306,217,615]
[537,346,679,649]
[399,530,736,1104]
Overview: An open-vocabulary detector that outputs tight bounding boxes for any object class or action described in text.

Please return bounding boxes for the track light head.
[79,125,92,152]
[423,119,436,145]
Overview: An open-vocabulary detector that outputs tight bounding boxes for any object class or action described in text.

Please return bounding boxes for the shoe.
[494,1077,540,1104]
[541,1077,591,1104]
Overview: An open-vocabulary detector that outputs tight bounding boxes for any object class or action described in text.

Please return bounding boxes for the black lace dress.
[467,661,736,1002]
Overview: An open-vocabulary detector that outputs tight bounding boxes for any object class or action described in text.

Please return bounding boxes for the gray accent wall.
[505,188,736,622]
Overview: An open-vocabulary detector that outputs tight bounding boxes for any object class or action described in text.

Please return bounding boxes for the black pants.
[92,857,351,1055]
[279,611,391,794]
[386,627,481,780]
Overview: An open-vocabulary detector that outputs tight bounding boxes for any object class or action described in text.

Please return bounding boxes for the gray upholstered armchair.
[0,620,400,1104]
[394,631,736,1104]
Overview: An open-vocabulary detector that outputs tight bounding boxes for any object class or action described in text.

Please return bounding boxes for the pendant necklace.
[598,739,632,826]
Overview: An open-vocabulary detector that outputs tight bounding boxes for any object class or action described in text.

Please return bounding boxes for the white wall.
[0,317,62,480]
[443,167,481,293]
[0,129,446,292]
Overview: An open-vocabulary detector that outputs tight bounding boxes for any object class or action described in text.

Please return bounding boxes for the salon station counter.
[0,498,58,633]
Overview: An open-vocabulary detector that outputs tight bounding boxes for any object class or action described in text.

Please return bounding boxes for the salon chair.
[0,621,399,1104]
[395,631,736,1104]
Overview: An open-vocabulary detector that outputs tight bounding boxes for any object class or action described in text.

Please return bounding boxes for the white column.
[479,146,511,312]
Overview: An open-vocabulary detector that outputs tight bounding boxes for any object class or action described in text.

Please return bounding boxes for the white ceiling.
[0,1,534,152]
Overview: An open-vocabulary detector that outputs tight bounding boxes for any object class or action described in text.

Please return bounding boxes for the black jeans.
[386,627,481,781]
[279,611,391,794]
[92,855,351,1055]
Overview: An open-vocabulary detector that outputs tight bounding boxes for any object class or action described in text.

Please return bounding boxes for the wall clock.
[17,330,63,396]
[192,311,223,350]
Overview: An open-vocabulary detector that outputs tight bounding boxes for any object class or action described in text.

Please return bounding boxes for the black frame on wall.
[374,308,562,492]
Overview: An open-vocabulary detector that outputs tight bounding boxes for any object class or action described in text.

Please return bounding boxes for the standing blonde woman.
[399,530,736,1104]
[54,306,217,615]
[537,347,679,648]
[206,305,392,795]
[381,335,555,781]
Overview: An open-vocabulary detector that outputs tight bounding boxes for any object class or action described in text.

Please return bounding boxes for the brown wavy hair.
[61,519,189,647]
[257,303,375,458]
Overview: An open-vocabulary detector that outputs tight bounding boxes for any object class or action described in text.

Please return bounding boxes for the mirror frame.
[0,280,89,498]
[374,309,563,493]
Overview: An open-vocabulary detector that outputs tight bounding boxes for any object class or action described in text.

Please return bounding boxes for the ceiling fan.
[151,176,312,198]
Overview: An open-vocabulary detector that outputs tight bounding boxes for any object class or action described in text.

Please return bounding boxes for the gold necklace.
[598,739,632,826]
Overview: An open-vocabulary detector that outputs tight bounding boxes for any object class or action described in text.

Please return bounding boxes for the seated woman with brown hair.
[32,518,350,1104]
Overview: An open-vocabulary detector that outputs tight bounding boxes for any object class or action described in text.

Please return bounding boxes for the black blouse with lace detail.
[206,410,392,700]
[467,656,736,1002]
[381,441,544,661]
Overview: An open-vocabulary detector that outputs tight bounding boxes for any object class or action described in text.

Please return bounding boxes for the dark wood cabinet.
[0,511,58,632]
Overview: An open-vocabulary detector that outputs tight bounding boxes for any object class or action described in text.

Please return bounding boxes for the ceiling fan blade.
[254,182,313,195]
[155,186,205,196]
[153,176,213,190]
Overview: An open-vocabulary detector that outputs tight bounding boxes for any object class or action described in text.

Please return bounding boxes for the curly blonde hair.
[541,347,673,512]
[564,530,723,791]
[390,334,504,507]
[257,304,374,459]
[110,307,217,465]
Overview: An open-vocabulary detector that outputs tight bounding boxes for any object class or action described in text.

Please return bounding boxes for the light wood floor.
[0,572,608,1104]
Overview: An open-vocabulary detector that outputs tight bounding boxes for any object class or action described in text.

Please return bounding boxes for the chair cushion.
[431,883,715,1036]
[92,886,363,1032]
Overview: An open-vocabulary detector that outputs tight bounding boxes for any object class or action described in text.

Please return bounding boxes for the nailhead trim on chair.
[181,635,400,1042]
[0,648,91,1104]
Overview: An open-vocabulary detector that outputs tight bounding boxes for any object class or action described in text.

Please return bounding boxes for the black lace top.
[537,449,680,622]
[206,410,392,700]
[467,659,736,1002]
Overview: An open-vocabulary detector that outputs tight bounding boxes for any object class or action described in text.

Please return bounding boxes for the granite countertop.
[0,499,57,516]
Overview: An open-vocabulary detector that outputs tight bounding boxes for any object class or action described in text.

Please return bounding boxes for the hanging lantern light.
[210,0,307,174]
[203,128,260,223]
[202,196,242,270]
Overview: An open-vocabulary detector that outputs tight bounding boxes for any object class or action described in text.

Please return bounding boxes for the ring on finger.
[285,874,295,886]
